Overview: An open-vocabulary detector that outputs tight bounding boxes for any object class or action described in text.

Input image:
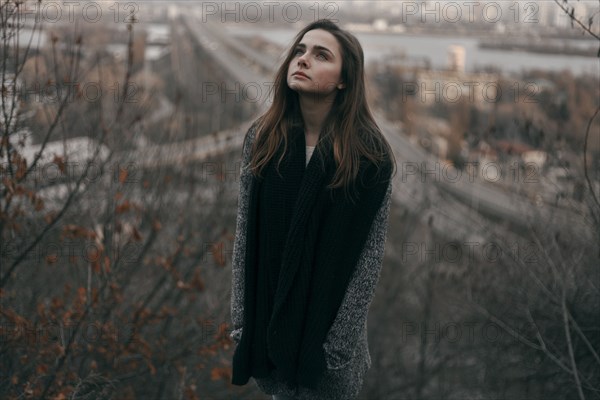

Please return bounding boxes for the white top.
[306,145,315,167]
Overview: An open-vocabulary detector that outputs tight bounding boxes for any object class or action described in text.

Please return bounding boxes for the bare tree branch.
[553,0,600,41]
[582,105,600,211]
[562,289,586,400]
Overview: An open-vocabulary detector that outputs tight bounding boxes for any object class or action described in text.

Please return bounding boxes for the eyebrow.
[296,43,334,58]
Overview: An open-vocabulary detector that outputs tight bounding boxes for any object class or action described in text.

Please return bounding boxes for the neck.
[298,93,335,138]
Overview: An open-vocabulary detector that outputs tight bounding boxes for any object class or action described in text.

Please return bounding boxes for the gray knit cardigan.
[230,123,393,400]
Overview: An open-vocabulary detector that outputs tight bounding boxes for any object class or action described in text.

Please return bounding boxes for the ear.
[337,82,346,89]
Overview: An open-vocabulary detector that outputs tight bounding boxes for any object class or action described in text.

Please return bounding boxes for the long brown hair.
[247,19,396,200]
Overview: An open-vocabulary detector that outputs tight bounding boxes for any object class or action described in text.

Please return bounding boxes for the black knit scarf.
[231,122,391,391]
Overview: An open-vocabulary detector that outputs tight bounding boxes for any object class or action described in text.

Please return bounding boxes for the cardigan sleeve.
[322,177,393,369]
[230,123,258,344]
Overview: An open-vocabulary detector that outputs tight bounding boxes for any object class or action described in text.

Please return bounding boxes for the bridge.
[159,14,594,244]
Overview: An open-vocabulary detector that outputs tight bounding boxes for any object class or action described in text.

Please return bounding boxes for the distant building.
[380,44,498,110]
[414,69,499,110]
[373,19,388,31]
[522,150,548,170]
[540,1,590,28]
[447,45,465,73]
[131,29,147,74]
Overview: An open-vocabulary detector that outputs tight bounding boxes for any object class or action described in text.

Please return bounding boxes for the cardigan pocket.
[323,340,357,370]
[230,327,243,344]
[323,327,372,371]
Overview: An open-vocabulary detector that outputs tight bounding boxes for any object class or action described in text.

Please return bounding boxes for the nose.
[297,53,308,67]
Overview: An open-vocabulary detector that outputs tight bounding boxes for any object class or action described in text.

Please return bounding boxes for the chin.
[287,77,297,87]
[288,81,308,92]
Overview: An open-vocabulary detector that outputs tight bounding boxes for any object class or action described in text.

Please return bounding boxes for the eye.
[294,48,303,56]
[317,53,327,60]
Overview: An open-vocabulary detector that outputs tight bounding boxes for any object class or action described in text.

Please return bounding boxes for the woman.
[230,19,396,400]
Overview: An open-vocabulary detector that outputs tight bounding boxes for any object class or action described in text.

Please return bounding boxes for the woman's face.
[287,29,345,99]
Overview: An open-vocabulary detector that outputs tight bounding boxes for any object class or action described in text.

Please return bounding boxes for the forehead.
[298,29,341,54]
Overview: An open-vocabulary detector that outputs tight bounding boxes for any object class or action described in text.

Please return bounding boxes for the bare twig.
[562,289,586,400]
[567,308,600,368]
[582,105,600,210]
[553,0,600,41]
[0,124,109,288]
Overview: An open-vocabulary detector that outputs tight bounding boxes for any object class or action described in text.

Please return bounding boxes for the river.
[225,26,600,77]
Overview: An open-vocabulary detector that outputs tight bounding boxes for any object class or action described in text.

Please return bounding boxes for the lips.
[293,71,309,79]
